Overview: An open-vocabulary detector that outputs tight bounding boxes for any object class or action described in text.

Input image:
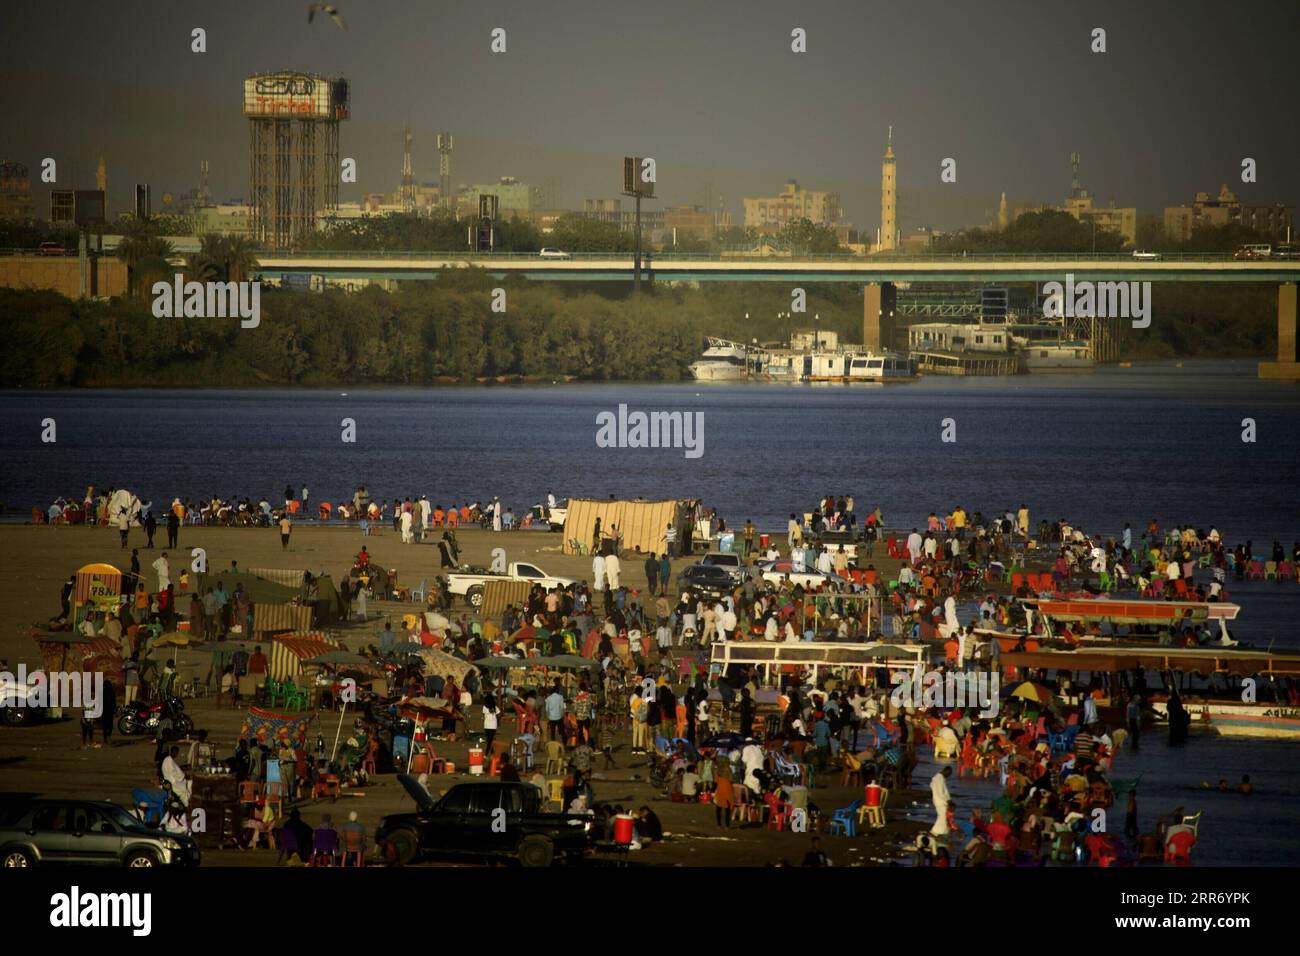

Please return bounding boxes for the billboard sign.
[243,73,350,120]
[51,189,105,226]
[622,156,654,198]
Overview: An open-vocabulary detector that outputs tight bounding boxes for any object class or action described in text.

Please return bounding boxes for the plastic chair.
[545,777,564,810]
[544,740,565,775]
[340,827,366,867]
[237,780,261,813]
[1164,829,1195,865]
[410,579,429,603]
[1181,811,1202,837]
[763,792,791,831]
[312,774,341,802]
[310,827,339,866]
[826,799,862,837]
[263,781,285,817]
[857,787,889,829]
[282,680,309,712]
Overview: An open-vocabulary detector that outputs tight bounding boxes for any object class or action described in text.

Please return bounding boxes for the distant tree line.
[0,271,1278,387]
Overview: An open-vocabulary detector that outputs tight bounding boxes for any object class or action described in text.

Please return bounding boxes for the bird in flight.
[307,4,347,30]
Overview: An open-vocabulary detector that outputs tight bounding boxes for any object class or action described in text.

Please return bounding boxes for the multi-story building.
[662,204,716,241]
[1163,184,1294,241]
[743,179,841,233]
[190,203,254,237]
[579,198,665,235]
[458,177,542,215]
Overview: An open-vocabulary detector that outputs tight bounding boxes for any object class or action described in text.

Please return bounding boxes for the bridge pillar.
[863,282,897,352]
[1259,283,1299,380]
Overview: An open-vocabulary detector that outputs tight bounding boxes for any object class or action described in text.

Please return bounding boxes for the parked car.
[538,248,571,259]
[445,562,577,609]
[676,563,736,600]
[1131,250,1161,260]
[376,777,595,867]
[698,551,750,584]
[36,241,66,256]
[0,670,46,726]
[0,798,201,867]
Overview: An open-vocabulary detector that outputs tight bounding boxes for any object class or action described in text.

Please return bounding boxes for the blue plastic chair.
[826,799,862,837]
[131,788,167,826]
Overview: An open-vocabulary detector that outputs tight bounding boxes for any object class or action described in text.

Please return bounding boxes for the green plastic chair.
[282,679,309,711]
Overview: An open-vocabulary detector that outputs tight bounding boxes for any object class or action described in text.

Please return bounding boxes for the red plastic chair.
[1165,830,1195,865]
[763,792,791,831]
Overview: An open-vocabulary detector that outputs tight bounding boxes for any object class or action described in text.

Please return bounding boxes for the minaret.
[96,156,106,193]
[997,191,1008,230]
[879,127,897,252]
[400,128,414,212]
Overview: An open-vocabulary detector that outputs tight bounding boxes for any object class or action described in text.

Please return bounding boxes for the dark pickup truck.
[376,776,597,867]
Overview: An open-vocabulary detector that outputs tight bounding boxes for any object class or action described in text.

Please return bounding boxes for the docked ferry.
[1008,322,1095,371]
[847,351,917,382]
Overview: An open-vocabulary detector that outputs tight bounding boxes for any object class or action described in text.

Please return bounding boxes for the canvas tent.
[253,603,315,637]
[267,633,335,681]
[561,498,696,556]
[481,580,532,620]
[193,571,344,628]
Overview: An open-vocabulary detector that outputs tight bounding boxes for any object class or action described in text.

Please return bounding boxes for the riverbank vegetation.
[0,274,1278,387]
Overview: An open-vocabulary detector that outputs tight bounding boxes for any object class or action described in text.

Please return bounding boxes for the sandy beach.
[0,521,921,866]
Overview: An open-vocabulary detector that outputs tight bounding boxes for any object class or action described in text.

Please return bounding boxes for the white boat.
[688,337,751,382]
[1009,322,1095,371]
[847,351,916,382]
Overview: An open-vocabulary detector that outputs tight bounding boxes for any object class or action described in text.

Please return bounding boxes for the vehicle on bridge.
[1131,249,1162,260]
[1234,243,1272,260]
[538,247,571,259]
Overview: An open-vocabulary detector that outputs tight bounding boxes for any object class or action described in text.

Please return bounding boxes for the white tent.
[107,489,142,525]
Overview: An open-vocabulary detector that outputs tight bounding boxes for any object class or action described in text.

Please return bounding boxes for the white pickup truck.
[446,562,578,609]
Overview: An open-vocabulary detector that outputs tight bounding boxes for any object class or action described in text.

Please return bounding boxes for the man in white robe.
[161,745,192,807]
[930,766,952,836]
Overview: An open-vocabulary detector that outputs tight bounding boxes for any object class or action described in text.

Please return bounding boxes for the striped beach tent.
[253,602,314,636]
[267,633,335,682]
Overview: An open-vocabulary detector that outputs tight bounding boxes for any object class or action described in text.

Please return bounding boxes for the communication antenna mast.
[436,132,454,210]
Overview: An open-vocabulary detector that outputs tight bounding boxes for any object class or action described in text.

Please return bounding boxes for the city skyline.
[2,0,1298,234]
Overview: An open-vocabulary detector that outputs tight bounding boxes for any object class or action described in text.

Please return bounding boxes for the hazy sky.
[3,0,1297,232]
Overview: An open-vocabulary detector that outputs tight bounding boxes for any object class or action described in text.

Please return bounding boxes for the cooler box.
[613,814,635,845]
[865,782,882,807]
[759,534,771,549]
[468,747,484,776]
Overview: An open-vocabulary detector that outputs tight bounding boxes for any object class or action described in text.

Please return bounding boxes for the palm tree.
[223,235,259,284]
[199,234,230,278]
[183,252,217,282]
[115,217,154,294]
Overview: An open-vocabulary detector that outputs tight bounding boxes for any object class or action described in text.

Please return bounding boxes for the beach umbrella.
[151,630,193,670]
[1007,680,1055,705]
[475,656,530,670]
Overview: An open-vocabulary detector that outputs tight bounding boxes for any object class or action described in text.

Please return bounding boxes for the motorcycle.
[115,695,193,737]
